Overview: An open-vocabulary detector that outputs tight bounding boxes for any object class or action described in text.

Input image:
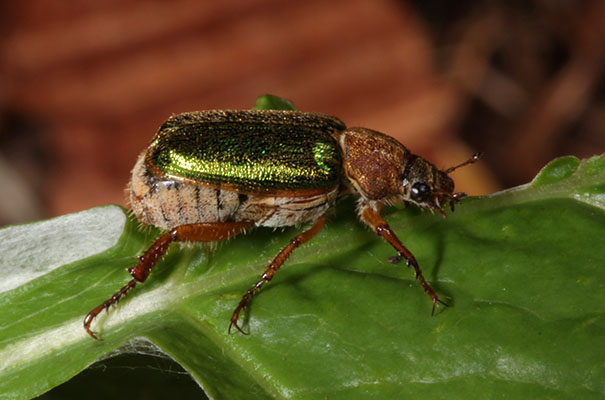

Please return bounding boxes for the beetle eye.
[410,182,430,202]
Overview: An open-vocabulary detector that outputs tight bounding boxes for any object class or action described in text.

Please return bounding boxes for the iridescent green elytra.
[147,110,345,193]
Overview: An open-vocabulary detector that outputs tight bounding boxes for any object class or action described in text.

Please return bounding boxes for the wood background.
[1,0,603,224]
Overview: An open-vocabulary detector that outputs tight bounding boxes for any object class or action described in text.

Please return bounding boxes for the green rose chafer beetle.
[84,109,480,339]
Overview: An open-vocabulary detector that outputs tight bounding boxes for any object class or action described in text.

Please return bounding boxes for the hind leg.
[84,221,253,340]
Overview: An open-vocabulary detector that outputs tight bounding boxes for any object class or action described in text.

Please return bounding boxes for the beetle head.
[403,153,481,217]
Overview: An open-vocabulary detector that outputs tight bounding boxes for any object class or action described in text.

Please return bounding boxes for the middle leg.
[229,215,326,334]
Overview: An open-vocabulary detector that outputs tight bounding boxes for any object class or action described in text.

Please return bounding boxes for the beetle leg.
[84,221,252,340]
[359,203,447,314]
[229,215,326,334]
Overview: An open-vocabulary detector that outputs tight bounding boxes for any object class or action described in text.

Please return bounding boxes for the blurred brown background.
[1,0,603,225]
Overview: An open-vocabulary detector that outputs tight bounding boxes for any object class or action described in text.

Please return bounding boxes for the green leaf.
[0,95,603,399]
[1,154,603,399]
[252,94,298,111]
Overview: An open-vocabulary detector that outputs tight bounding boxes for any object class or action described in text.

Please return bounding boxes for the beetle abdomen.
[146,110,345,195]
[129,152,238,229]
[129,151,338,230]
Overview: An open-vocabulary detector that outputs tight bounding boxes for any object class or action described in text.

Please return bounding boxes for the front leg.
[84,221,253,340]
[359,202,446,314]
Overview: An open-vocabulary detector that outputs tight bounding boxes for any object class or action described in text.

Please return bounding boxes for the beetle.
[83,109,480,339]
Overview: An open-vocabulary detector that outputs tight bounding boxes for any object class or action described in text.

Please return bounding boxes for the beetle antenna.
[445,152,482,174]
